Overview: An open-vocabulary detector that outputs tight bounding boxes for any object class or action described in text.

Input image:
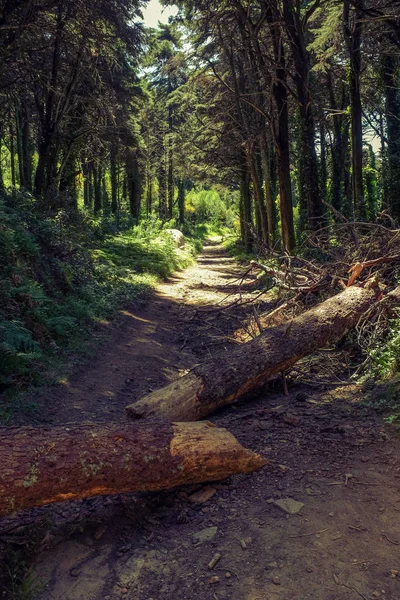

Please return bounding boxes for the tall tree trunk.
[265,0,295,251]
[158,150,168,222]
[167,75,174,220]
[110,143,118,214]
[9,121,16,187]
[382,55,400,219]
[282,3,322,230]
[0,127,4,191]
[167,152,173,220]
[82,157,90,208]
[247,148,269,248]
[59,151,78,209]
[126,148,140,223]
[177,178,185,225]
[343,130,352,218]
[240,160,253,253]
[319,120,327,204]
[15,99,32,191]
[274,77,295,252]
[102,175,109,212]
[327,72,347,214]
[34,4,64,199]
[92,163,102,215]
[344,0,364,219]
[15,105,24,188]
[260,134,277,243]
[146,163,153,215]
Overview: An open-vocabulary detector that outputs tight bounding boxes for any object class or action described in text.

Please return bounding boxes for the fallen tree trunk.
[0,421,265,516]
[126,285,385,422]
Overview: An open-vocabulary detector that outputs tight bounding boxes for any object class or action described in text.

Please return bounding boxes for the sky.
[142,0,178,28]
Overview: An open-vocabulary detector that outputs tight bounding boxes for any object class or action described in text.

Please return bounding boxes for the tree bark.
[177,178,185,225]
[327,73,348,216]
[92,163,102,215]
[265,0,295,251]
[127,285,384,422]
[260,134,277,244]
[110,143,118,214]
[344,0,365,219]
[240,160,253,253]
[9,120,16,187]
[319,120,327,204]
[282,3,322,230]
[382,55,400,219]
[158,148,168,222]
[15,99,32,191]
[247,149,269,247]
[34,4,65,199]
[126,148,141,223]
[0,421,265,517]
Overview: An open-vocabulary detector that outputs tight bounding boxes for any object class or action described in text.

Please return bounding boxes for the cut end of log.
[171,422,267,478]
[126,372,204,422]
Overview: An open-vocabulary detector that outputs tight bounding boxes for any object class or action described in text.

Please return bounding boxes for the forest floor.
[2,239,400,600]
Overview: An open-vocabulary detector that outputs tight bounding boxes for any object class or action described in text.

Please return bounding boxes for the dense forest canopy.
[0,0,399,239]
[0,0,399,395]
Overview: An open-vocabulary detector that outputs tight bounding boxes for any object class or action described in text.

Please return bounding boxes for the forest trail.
[35,237,254,425]
[4,241,400,600]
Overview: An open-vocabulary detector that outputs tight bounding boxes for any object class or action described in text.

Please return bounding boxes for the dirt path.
[2,240,400,600]
[36,238,256,425]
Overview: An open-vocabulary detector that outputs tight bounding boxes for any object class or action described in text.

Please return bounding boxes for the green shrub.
[369,314,400,379]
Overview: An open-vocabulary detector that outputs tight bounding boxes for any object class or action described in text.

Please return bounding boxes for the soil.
[2,239,400,600]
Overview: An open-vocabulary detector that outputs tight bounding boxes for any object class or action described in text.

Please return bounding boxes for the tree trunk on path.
[127,285,384,423]
[0,422,265,517]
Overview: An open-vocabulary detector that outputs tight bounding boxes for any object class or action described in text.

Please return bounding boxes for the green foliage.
[362,375,400,428]
[369,314,400,380]
[223,237,255,263]
[0,192,197,409]
[185,187,239,231]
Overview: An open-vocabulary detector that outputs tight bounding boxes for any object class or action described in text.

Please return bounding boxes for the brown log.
[126,285,385,422]
[0,421,265,516]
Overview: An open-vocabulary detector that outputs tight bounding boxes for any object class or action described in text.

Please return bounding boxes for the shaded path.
[37,238,254,425]
[2,239,400,600]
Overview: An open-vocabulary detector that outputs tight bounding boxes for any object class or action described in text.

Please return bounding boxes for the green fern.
[10,283,49,303]
[45,316,77,337]
[0,321,39,353]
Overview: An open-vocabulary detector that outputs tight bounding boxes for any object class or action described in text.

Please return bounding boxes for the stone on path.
[192,527,218,544]
[273,498,304,515]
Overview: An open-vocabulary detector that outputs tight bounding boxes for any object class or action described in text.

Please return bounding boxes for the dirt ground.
[2,239,400,600]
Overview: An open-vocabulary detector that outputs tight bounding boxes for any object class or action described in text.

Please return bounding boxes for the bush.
[369,314,400,380]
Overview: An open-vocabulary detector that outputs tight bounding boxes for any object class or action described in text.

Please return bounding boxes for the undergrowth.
[0,192,197,419]
[362,312,400,422]
[368,314,400,380]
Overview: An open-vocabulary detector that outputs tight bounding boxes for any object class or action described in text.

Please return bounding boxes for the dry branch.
[127,285,386,423]
[347,254,400,286]
[0,421,266,516]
